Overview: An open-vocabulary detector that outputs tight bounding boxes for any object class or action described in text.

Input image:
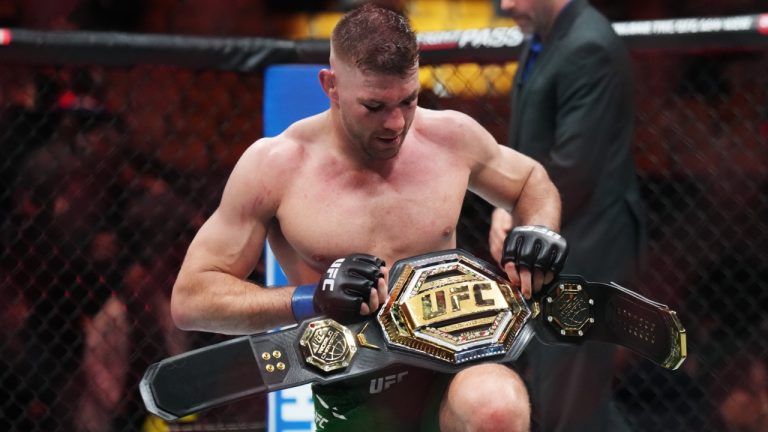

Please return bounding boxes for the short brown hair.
[332,3,418,76]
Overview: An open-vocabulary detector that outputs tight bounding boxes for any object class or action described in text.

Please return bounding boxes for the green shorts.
[312,365,452,432]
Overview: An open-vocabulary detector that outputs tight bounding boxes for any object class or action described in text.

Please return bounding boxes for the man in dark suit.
[490,0,646,430]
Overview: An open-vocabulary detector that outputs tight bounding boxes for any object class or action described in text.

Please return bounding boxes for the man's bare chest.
[275,173,468,266]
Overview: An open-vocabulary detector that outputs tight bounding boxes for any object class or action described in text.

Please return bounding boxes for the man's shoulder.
[242,113,327,168]
[569,6,622,46]
[415,108,484,148]
[278,112,328,151]
[415,107,476,136]
[556,10,628,66]
[413,108,491,155]
[237,134,306,180]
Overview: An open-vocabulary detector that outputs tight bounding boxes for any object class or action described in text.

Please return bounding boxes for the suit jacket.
[509,0,645,283]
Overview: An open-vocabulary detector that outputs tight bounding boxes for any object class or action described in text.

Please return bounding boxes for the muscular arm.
[451,111,562,296]
[461,113,561,230]
[170,141,295,334]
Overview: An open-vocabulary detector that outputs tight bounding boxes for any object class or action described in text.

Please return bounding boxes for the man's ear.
[319,69,338,103]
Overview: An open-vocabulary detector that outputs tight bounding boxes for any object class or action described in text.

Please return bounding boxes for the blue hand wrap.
[291,284,317,322]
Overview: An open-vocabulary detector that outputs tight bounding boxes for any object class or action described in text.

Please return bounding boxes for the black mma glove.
[291,253,385,323]
[501,225,568,277]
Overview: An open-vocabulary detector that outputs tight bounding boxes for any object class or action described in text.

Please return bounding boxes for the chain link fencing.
[1,38,767,431]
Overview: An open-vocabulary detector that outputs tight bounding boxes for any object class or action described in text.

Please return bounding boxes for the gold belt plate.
[377,252,531,364]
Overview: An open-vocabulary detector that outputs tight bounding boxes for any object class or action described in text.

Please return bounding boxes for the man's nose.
[500,0,515,11]
[383,108,406,131]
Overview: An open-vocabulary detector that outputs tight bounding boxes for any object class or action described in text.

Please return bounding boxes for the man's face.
[500,0,554,35]
[334,64,419,160]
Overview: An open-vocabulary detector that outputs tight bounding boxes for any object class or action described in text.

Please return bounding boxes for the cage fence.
[1,23,767,432]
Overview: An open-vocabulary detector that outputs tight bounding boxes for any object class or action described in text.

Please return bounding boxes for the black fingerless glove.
[291,253,385,323]
[501,225,568,276]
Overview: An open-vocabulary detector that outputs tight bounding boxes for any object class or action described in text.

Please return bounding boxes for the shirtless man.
[170,5,567,431]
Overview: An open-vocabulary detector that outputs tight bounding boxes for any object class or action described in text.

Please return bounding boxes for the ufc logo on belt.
[369,371,409,394]
[322,258,345,291]
[421,282,497,320]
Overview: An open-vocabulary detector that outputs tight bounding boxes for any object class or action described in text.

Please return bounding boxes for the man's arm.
[453,112,563,297]
[170,141,294,334]
[461,112,561,230]
[473,131,564,298]
[170,138,388,334]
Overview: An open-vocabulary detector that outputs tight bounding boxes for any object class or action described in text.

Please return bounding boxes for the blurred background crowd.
[1,0,767,431]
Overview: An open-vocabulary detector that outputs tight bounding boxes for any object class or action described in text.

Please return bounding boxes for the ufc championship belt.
[141,249,687,421]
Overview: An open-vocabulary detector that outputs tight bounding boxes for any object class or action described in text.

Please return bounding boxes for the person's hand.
[292,253,387,323]
[501,225,568,300]
[314,254,387,322]
[489,208,514,263]
[360,264,389,316]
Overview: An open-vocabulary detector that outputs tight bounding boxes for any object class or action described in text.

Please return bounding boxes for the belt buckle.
[377,250,532,364]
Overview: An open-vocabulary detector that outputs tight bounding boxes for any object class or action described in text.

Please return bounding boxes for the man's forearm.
[513,164,562,230]
[171,271,295,335]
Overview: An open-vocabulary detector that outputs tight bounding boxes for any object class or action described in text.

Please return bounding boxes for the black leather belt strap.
[140,316,458,421]
[534,275,687,370]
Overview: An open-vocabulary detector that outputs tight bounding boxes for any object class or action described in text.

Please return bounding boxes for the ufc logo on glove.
[322,258,345,291]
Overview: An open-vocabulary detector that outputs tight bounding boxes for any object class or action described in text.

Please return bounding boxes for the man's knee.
[439,363,530,432]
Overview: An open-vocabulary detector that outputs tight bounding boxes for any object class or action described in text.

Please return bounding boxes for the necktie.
[521,36,542,83]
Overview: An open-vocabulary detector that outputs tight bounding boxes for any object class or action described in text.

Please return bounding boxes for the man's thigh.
[312,365,450,432]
